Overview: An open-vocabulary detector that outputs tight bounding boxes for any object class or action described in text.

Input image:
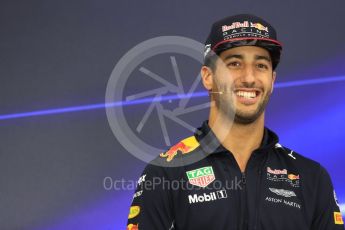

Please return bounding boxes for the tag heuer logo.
[186,166,215,188]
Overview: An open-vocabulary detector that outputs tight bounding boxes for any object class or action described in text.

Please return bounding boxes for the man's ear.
[271,71,277,94]
[201,66,214,91]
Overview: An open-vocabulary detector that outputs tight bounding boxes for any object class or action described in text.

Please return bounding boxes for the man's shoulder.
[274,143,322,173]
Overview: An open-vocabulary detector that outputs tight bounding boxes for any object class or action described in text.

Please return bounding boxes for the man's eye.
[227,62,241,67]
[257,63,268,69]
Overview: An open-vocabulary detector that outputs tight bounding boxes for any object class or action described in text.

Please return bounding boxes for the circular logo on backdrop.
[105,36,236,167]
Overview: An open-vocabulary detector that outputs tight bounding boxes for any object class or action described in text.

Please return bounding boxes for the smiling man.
[126,14,344,230]
[202,44,276,172]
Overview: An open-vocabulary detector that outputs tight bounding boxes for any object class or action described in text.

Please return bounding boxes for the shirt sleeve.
[311,166,344,230]
[126,163,174,230]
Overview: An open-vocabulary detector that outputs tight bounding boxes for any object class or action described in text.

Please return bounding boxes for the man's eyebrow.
[255,55,271,62]
[222,54,243,61]
[222,54,272,63]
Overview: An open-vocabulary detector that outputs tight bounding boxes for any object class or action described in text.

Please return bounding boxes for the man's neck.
[208,110,265,172]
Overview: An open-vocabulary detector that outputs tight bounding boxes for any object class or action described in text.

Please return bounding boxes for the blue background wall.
[0,0,344,229]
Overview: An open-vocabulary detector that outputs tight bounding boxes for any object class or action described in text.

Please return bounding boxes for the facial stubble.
[212,77,272,125]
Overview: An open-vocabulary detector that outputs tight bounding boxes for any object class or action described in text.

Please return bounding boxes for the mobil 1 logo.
[188,189,228,204]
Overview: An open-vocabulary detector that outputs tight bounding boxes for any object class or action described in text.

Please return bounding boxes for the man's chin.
[234,112,262,124]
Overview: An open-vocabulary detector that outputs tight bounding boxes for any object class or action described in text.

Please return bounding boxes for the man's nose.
[240,65,256,85]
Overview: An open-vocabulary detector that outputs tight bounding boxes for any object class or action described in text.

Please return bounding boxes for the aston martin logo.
[269,188,296,198]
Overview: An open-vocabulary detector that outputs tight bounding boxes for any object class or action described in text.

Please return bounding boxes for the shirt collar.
[193,120,279,155]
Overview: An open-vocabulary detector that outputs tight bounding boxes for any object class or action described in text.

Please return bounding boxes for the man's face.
[210,46,276,124]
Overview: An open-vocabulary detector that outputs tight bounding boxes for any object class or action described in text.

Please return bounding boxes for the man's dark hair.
[203,54,219,72]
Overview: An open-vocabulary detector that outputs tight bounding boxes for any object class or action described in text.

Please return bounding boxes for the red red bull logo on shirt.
[267,167,300,188]
[160,136,200,162]
[267,167,287,175]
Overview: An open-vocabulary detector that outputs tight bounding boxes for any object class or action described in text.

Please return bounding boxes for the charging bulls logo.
[160,136,200,162]
[250,22,269,32]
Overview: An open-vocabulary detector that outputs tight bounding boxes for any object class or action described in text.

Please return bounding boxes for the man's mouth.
[234,89,261,104]
[236,91,257,98]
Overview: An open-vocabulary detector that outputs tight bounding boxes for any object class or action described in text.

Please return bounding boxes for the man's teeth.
[236,91,256,99]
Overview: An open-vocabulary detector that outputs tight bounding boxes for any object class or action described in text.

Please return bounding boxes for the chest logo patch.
[266,167,300,187]
[186,166,215,188]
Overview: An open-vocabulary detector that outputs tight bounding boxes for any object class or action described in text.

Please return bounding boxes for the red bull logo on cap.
[222,21,249,32]
[250,22,269,32]
[288,174,300,180]
[222,21,268,33]
[160,136,200,162]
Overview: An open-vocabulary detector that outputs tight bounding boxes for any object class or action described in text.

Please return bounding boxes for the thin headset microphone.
[208,90,233,95]
[209,91,224,94]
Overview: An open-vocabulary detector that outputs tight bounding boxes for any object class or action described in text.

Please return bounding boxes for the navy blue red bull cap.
[204,14,283,69]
